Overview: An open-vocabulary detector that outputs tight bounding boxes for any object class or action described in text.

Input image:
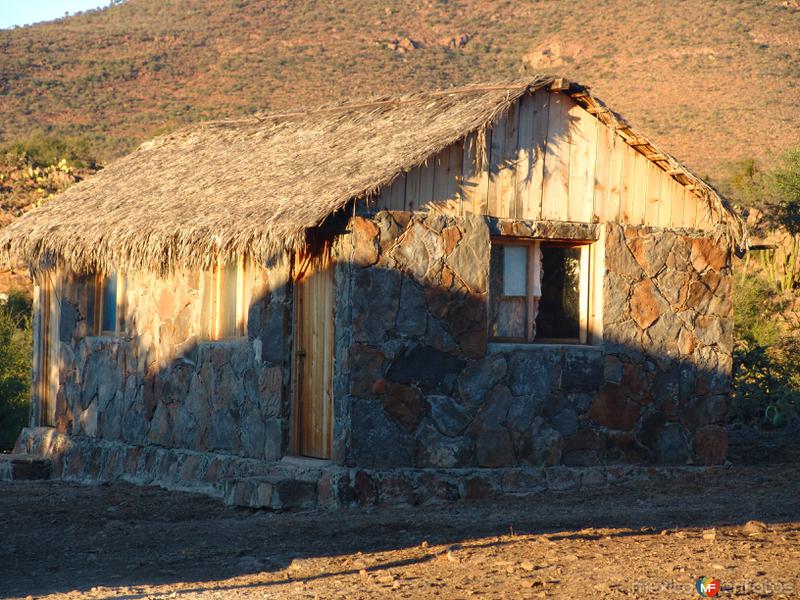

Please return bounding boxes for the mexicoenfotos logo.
[696,576,721,597]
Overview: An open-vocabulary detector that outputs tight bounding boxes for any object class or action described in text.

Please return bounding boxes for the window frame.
[94,272,126,337]
[202,256,248,340]
[488,237,592,345]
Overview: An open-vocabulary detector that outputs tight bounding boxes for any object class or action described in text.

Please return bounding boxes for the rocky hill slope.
[1,0,798,184]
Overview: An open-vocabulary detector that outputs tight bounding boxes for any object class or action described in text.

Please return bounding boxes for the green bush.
[1,134,97,169]
[730,273,800,426]
[0,290,32,451]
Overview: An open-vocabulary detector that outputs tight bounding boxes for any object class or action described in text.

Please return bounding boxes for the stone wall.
[336,212,733,469]
[34,212,733,474]
[46,258,293,462]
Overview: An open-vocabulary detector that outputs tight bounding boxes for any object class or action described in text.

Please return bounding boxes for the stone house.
[0,76,745,508]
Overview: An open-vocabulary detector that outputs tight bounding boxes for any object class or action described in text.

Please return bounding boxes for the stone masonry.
[43,257,293,463]
[335,212,732,469]
[21,209,733,508]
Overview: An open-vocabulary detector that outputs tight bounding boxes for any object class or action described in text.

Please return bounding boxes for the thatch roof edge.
[0,75,745,276]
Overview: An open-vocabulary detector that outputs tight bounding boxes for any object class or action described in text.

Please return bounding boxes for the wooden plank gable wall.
[375,90,711,230]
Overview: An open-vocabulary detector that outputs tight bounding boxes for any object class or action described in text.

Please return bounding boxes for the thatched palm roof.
[0,75,743,274]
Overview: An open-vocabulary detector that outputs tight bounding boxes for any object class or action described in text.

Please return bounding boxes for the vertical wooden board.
[670,177,686,228]
[516,89,549,220]
[460,131,491,215]
[629,151,647,225]
[514,93,534,219]
[657,176,671,228]
[619,145,636,223]
[683,186,698,228]
[542,92,571,221]
[498,102,520,218]
[450,141,464,209]
[593,120,612,222]
[696,195,714,230]
[605,133,624,222]
[487,111,507,216]
[390,173,406,210]
[567,103,598,223]
[405,166,421,211]
[376,184,390,210]
[645,160,662,226]
[432,141,464,211]
[415,160,435,212]
[432,150,447,205]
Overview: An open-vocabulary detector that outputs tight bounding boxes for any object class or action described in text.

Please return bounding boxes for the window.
[94,272,126,335]
[489,239,591,343]
[201,256,248,339]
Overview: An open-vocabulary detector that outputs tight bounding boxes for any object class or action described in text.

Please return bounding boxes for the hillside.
[1,0,800,184]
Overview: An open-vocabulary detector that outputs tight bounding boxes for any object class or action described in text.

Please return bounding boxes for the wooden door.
[292,248,334,459]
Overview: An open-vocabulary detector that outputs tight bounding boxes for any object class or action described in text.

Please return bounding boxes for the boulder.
[605,224,643,280]
[382,382,424,433]
[628,233,673,278]
[348,343,385,398]
[551,408,579,437]
[390,221,444,283]
[506,350,558,397]
[428,395,472,437]
[416,422,473,468]
[386,344,464,394]
[656,423,689,464]
[603,271,631,324]
[562,349,604,393]
[655,268,690,308]
[475,425,514,467]
[352,268,401,343]
[445,292,487,359]
[693,424,728,465]
[589,384,640,430]
[630,279,667,330]
[690,237,727,273]
[561,428,603,466]
[518,417,563,466]
[396,277,427,337]
[350,216,379,266]
[349,399,415,467]
[457,354,507,409]
[445,217,489,293]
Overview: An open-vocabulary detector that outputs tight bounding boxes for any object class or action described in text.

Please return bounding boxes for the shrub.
[730,273,800,426]
[0,290,32,451]
[1,134,97,170]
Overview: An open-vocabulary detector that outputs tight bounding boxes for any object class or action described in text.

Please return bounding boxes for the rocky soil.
[1,429,799,599]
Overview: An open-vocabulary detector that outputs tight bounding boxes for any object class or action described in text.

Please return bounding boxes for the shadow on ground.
[1,430,799,598]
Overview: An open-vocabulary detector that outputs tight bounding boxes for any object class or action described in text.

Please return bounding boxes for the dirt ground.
[1,429,799,600]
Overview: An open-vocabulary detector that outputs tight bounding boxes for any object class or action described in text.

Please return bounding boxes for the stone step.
[223,473,319,510]
[0,454,52,481]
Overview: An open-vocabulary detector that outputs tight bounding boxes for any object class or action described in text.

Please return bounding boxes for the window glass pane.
[489,245,527,340]
[217,262,239,337]
[101,274,117,332]
[502,245,528,296]
[535,246,581,339]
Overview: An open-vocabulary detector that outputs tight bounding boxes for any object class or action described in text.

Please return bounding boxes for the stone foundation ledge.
[314,463,725,509]
[12,427,278,498]
[12,428,724,510]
